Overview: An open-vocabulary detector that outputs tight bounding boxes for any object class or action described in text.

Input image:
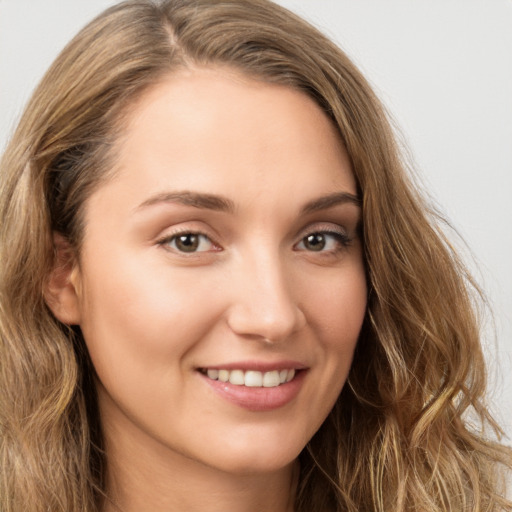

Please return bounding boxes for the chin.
[210,454,298,476]
[198,434,307,476]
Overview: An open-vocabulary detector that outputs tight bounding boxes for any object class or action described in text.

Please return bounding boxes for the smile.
[200,368,296,388]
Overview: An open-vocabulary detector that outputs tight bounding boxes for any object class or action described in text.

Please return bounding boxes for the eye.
[159,232,217,253]
[295,230,351,253]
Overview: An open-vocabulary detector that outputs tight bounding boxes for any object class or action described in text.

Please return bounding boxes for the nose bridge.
[226,245,305,342]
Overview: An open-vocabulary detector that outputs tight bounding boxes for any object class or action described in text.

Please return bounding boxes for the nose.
[225,251,306,343]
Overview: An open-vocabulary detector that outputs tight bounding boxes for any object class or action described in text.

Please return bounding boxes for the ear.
[44,232,82,325]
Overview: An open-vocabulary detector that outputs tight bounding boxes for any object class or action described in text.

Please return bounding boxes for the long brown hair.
[1,1,510,511]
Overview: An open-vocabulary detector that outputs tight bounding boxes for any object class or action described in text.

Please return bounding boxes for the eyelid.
[297,222,350,240]
[154,221,354,255]
[294,222,353,251]
[156,228,222,253]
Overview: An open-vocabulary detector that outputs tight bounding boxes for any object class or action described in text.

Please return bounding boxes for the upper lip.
[197,360,308,372]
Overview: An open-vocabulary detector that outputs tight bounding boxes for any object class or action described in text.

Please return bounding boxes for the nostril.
[224,261,306,341]
[226,304,306,343]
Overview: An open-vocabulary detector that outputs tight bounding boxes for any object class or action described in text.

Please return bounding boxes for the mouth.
[198,364,307,411]
[199,368,297,388]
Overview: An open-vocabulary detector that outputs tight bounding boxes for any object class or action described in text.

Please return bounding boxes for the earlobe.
[44,232,82,325]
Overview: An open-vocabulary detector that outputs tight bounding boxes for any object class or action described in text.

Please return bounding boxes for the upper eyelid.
[295,228,351,247]
[157,231,221,255]
[158,231,214,243]
[296,222,349,238]
[156,225,219,244]
[155,221,352,247]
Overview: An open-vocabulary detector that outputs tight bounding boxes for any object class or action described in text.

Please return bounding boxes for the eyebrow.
[135,190,360,214]
[136,191,235,213]
[300,191,361,214]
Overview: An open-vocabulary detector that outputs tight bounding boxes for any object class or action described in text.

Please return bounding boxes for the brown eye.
[161,232,215,253]
[175,234,200,252]
[295,230,351,253]
[303,233,326,251]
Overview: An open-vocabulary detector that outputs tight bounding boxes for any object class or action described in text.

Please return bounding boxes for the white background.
[1,0,511,442]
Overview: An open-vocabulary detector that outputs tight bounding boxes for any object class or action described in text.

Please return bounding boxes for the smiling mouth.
[199,368,296,388]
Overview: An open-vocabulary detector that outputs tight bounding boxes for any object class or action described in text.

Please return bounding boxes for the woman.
[0,1,510,511]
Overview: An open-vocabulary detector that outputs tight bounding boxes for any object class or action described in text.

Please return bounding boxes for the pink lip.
[199,367,307,412]
[200,360,307,372]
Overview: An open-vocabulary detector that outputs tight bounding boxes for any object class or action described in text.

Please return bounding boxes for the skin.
[49,67,367,512]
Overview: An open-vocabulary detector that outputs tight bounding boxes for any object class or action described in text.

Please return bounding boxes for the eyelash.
[295,229,352,254]
[156,227,352,255]
[157,230,219,254]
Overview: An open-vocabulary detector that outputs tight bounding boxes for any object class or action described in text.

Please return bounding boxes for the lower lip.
[200,370,306,412]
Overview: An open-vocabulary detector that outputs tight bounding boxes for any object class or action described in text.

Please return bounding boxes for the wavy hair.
[0,1,510,511]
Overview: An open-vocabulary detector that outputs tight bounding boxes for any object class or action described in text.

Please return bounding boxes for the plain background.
[0,0,511,442]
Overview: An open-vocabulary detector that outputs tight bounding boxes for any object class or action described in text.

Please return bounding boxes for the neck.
[103,460,297,512]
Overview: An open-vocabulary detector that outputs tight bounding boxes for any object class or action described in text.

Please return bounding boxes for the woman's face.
[67,68,367,475]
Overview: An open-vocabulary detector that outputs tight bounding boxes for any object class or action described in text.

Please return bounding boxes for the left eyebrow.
[300,192,361,215]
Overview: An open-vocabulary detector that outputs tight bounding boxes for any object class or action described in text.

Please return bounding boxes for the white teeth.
[244,370,263,387]
[207,369,219,380]
[263,370,280,387]
[229,369,245,385]
[204,368,297,388]
[218,369,229,382]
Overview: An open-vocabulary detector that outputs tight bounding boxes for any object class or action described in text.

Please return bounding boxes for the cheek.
[307,261,367,345]
[306,262,367,390]
[77,260,226,435]
[76,249,223,389]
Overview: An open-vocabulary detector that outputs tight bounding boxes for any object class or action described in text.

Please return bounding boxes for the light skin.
[47,67,367,512]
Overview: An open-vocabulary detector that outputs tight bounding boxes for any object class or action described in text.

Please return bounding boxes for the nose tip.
[226,263,306,343]
[227,301,306,344]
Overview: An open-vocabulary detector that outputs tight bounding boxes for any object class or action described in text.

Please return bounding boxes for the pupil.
[305,233,325,251]
[176,234,199,252]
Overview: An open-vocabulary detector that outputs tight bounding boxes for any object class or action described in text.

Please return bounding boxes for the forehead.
[90,66,356,218]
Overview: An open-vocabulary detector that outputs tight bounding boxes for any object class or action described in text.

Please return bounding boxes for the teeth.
[207,369,219,380]
[204,368,297,388]
[218,369,229,382]
[229,369,245,385]
[263,370,280,387]
[245,370,263,387]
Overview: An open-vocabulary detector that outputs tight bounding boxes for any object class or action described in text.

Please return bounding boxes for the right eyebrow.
[135,191,236,213]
